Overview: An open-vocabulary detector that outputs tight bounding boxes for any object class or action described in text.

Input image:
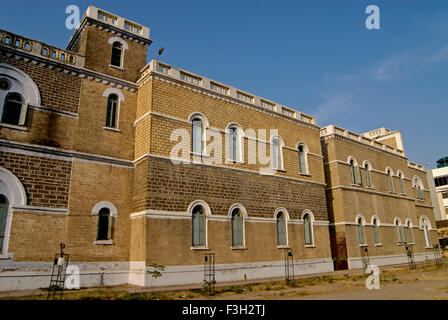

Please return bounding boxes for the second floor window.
[350,159,362,185]
[298,144,307,174]
[1,92,26,126]
[111,42,123,67]
[272,137,283,170]
[106,94,118,128]
[387,169,394,192]
[192,118,205,155]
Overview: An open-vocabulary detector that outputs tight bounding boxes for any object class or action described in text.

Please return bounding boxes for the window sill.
[108,64,125,71]
[359,244,368,247]
[304,245,315,248]
[275,169,287,173]
[374,243,383,247]
[397,243,405,246]
[389,191,396,194]
[277,245,290,249]
[351,184,362,187]
[94,240,114,245]
[231,246,247,250]
[103,126,121,132]
[0,123,28,131]
[400,193,407,196]
[191,246,210,251]
[225,160,244,165]
[300,173,311,177]
[191,152,210,158]
[366,186,374,189]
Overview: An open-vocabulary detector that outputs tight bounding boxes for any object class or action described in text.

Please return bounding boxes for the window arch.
[348,157,361,185]
[302,210,314,246]
[111,41,123,67]
[356,215,366,245]
[105,94,119,128]
[271,136,284,171]
[190,113,209,156]
[226,123,244,163]
[372,216,380,244]
[397,170,405,194]
[189,200,210,247]
[363,161,372,188]
[297,142,309,175]
[92,201,118,243]
[386,168,394,192]
[275,209,288,246]
[394,218,405,244]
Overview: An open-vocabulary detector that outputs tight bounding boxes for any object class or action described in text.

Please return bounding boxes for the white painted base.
[347,251,437,270]
[129,258,334,287]
[0,258,334,291]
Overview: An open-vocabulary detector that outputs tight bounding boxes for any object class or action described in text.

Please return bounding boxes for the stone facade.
[0,6,438,291]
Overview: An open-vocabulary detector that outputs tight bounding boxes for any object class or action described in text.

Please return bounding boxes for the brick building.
[321,126,438,269]
[0,6,438,290]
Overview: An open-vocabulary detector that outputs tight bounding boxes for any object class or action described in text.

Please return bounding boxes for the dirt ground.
[2,262,448,300]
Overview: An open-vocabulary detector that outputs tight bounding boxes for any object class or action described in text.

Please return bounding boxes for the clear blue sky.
[1,0,446,168]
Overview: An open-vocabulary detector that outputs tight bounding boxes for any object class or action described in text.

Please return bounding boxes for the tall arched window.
[349,158,362,185]
[372,217,380,244]
[387,169,394,192]
[105,94,118,128]
[227,124,243,163]
[303,212,313,246]
[231,208,244,247]
[357,216,366,245]
[271,136,283,170]
[422,218,431,248]
[398,172,405,194]
[192,205,206,246]
[364,162,372,188]
[111,42,123,67]
[276,211,287,246]
[1,92,25,126]
[406,220,413,244]
[97,208,112,241]
[298,143,308,174]
[395,219,405,244]
[0,195,9,254]
[192,117,205,155]
[414,177,425,200]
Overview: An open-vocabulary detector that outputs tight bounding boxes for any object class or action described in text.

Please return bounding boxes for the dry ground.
[2,262,448,300]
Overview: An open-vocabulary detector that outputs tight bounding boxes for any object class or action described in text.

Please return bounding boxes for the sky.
[0,0,447,168]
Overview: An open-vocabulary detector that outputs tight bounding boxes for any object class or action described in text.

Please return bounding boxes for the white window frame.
[228,203,248,249]
[92,201,118,245]
[188,200,211,250]
[297,142,310,175]
[301,209,315,247]
[274,208,289,248]
[270,135,285,171]
[225,123,244,164]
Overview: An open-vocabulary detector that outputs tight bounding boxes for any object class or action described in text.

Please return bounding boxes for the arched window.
[105,94,119,128]
[422,218,431,248]
[349,158,362,185]
[276,211,287,246]
[271,136,283,170]
[364,162,372,188]
[97,208,112,241]
[387,169,394,192]
[413,176,425,200]
[398,171,405,194]
[395,219,405,244]
[1,92,25,126]
[357,217,366,245]
[227,124,243,163]
[111,42,123,67]
[192,205,206,246]
[192,117,205,155]
[0,194,9,254]
[303,212,314,246]
[406,220,413,244]
[372,217,380,244]
[298,143,308,174]
[231,208,244,246]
